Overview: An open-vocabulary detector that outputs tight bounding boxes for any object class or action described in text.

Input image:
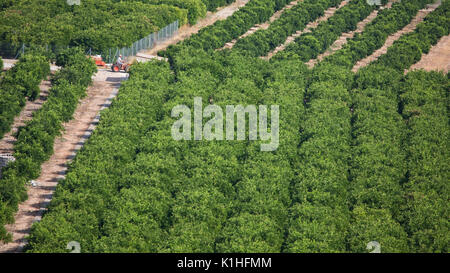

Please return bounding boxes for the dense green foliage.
[216,60,307,252]
[0,0,212,53]
[348,66,410,252]
[2,0,447,253]
[319,0,435,69]
[273,0,380,61]
[0,54,50,139]
[375,1,450,71]
[144,0,207,24]
[0,49,96,242]
[284,64,353,252]
[202,0,236,11]
[399,71,449,252]
[161,0,291,60]
[233,0,343,57]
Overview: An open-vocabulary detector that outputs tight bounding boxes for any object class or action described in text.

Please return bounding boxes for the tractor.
[111,62,131,72]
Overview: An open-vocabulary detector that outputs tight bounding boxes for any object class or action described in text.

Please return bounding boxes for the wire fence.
[0,20,179,63]
[104,20,179,63]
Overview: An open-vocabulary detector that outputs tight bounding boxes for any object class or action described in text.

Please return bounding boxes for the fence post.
[100,20,179,60]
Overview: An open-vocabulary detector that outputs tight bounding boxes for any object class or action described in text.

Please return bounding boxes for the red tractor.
[111,62,131,72]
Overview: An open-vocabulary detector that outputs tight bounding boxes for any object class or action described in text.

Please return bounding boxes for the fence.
[108,20,179,63]
[0,20,179,63]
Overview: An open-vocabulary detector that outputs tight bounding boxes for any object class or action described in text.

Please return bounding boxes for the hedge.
[160,0,291,61]
[399,71,449,252]
[374,1,450,71]
[0,48,96,242]
[201,0,236,11]
[0,54,50,139]
[272,0,381,61]
[0,0,196,53]
[318,0,435,69]
[233,0,343,57]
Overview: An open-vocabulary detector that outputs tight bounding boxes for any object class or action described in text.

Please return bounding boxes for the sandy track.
[2,59,17,70]
[219,1,300,50]
[0,1,249,253]
[1,59,59,72]
[263,0,350,60]
[141,0,250,56]
[352,0,441,72]
[0,80,51,154]
[306,1,397,68]
[408,34,450,73]
[0,70,126,253]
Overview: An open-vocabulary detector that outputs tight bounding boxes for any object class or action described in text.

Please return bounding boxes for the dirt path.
[219,1,300,50]
[263,0,350,60]
[0,0,249,252]
[2,59,17,70]
[306,1,397,68]
[0,69,126,253]
[0,80,51,154]
[140,0,249,57]
[352,0,441,72]
[1,59,59,72]
[408,34,450,73]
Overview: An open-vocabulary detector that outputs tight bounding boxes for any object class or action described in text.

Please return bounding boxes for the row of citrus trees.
[398,71,448,252]
[201,0,237,11]
[392,3,448,251]
[160,0,291,60]
[232,0,344,57]
[285,10,447,254]
[276,0,446,252]
[272,0,380,60]
[374,0,449,71]
[24,52,288,252]
[0,0,232,54]
[318,0,436,69]
[356,0,449,252]
[342,0,447,252]
[0,54,50,139]
[347,64,411,252]
[19,0,449,252]
[0,49,96,242]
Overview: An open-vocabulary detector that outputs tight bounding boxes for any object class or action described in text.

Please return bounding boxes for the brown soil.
[2,59,59,72]
[0,69,126,253]
[263,0,350,60]
[352,0,441,72]
[0,1,248,253]
[306,1,397,68]
[2,59,17,70]
[408,34,450,73]
[141,0,250,57]
[0,80,51,154]
[219,1,300,50]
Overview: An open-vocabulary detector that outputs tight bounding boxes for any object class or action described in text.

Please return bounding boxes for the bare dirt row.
[263,0,350,60]
[408,34,450,73]
[0,70,127,253]
[0,80,52,155]
[0,0,253,253]
[220,0,300,50]
[352,0,442,72]
[306,0,398,68]
[141,0,250,57]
